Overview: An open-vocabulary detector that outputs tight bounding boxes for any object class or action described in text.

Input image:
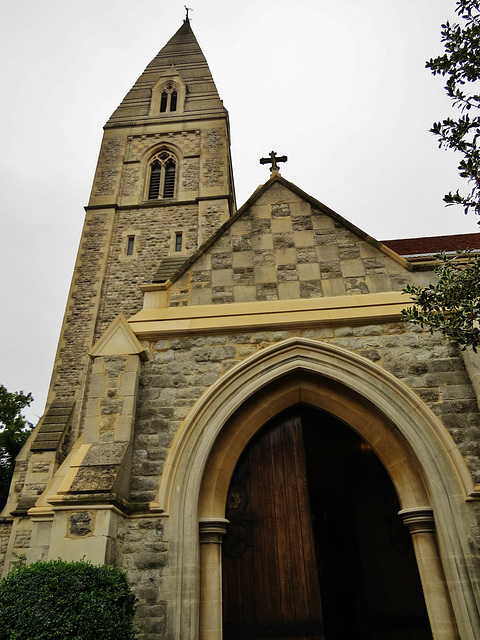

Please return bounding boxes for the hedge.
[0,559,136,639]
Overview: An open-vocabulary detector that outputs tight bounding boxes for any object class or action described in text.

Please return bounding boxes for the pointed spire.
[106,21,226,126]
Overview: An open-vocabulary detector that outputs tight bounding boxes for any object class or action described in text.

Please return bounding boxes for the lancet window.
[159,85,178,113]
[147,151,177,199]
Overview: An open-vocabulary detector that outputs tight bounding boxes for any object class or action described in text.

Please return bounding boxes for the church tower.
[1,18,235,548]
[22,19,235,472]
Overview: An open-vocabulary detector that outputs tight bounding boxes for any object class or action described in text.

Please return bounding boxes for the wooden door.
[222,406,433,640]
[223,413,325,640]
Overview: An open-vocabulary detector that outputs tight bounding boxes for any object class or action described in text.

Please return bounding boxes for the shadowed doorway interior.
[222,404,433,640]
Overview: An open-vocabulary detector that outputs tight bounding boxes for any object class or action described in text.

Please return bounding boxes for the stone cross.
[260,151,288,174]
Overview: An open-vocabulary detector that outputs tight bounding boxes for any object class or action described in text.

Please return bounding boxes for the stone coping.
[129,291,409,338]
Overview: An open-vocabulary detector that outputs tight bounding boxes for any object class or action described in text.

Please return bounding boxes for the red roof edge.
[382,232,480,257]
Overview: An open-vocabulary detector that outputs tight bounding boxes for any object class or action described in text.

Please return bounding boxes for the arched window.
[150,76,185,117]
[160,92,168,113]
[159,85,178,113]
[147,151,177,199]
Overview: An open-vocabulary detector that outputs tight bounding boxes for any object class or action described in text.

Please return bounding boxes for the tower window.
[175,232,183,252]
[160,92,168,113]
[126,236,135,255]
[164,162,176,198]
[148,151,177,199]
[159,86,178,113]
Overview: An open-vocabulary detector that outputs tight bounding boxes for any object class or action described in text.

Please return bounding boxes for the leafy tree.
[427,0,480,216]
[403,1,480,349]
[0,385,33,510]
[0,559,137,639]
[402,250,480,351]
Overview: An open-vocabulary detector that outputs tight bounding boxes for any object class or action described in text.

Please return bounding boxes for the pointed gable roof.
[152,173,409,284]
[89,313,148,360]
[106,20,226,127]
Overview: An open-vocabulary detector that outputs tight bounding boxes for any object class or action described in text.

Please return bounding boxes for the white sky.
[0,0,478,423]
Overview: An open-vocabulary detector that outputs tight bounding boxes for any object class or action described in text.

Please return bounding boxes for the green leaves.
[427,0,480,217]
[0,559,137,639]
[406,3,480,346]
[0,386,33,510]
[402,250,480,351]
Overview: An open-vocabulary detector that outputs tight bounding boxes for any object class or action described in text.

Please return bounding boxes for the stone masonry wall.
[123,321,480,637]
[130,323,480,507]
[95,205,199,338]
[51,212,114,401]
[0,521,12,575]
[49,201,201,406]
[51,115,229,404]
[118,517,168,640]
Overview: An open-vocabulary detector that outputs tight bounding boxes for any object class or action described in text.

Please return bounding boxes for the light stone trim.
[400,508,459,639]
[462,349,480,410]
[154,337,479,639]
[149,73,187,116]
[131,291,411,337]
[89,313,148,361]
[126,130,201,162]
[199,518,228,640]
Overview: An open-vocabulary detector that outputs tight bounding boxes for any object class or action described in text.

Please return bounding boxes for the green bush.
[0,559,137,639]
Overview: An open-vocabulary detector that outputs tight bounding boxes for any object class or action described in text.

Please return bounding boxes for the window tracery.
[147,150,177,199]
[149,75,186,117]
[159,85,178,113]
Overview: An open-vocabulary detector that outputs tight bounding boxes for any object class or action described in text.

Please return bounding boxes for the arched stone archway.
[155,338,480,639]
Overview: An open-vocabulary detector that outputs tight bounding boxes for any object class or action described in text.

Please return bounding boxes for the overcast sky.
[1,0,478,423]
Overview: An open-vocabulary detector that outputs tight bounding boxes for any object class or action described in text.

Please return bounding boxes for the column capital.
[399,507,435,535]
[199,518,229,544]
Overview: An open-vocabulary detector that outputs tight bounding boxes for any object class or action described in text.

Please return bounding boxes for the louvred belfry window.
[148,151,177,199]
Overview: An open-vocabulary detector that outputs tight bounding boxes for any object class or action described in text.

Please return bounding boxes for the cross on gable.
[260,151,288,174]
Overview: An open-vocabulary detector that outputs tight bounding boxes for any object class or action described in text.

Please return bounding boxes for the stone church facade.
[2,18,480,640]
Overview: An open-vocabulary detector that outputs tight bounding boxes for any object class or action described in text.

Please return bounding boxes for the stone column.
[399,507,459,640]
[199,518,229,640]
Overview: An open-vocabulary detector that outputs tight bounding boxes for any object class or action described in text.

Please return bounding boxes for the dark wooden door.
[223,414,325,640]
[222,406,433,640]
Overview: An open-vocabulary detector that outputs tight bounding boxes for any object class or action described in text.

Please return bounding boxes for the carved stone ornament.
[205,128,222,153]
[183,160,200,190]
[127,131,201,161]
[121,167,139,196]
[203,158,224,187]
[94,169,118,196]
[102,137,122,163]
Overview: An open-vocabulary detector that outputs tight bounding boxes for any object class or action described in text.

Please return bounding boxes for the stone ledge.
[130,292,410,338]
[30,401,74,452]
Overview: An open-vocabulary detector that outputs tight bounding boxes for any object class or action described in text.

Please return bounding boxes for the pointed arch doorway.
[160,338,475,639]
[222,404,432,640]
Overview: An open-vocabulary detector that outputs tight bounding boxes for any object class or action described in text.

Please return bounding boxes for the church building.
[2,17,480,640]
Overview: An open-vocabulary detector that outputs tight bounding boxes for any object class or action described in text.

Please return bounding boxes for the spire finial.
[260,151,288,175]
[184,5,193,21]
